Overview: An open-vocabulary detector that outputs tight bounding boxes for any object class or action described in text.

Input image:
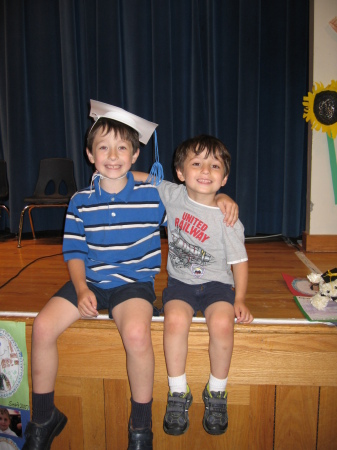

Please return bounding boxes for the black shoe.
[202,384,228,435]
[163,386,193,435]
[23,407,67,450]
[128,424,153,450]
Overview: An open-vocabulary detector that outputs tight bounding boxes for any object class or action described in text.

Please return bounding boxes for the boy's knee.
[32,313,59,343]
[209,315,233,338]
[123,321,151,350]
[32,315,55,343]
[164,310,189,334]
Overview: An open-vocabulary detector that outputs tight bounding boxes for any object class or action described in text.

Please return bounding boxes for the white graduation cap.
[89,100,158,145]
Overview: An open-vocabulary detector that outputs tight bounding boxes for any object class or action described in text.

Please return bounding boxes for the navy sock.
[130,398,152,429]
[32,392,55,424]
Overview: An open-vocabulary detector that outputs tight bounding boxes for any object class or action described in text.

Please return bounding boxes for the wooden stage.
[0,235,337,450]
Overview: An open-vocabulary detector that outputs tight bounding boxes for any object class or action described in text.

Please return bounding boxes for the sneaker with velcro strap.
[163,385,193,435]
[202,383,228,435]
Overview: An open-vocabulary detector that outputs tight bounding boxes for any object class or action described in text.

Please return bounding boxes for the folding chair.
[17,158,77,247]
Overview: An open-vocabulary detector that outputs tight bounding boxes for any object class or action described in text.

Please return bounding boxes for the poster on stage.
[294,296,337,323]
[0,321,30,449]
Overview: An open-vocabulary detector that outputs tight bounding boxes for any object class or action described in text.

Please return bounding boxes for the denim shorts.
[53,280,156,318]
[162,276,235,316]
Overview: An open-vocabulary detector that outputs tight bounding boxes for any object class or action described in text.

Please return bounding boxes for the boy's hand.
[77,288,98,318]
[234,301,253,324]
[215,194,239,226]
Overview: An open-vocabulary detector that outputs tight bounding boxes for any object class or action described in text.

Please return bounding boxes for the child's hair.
[86,118,140,154]
[0,408,10,419]
[174,134,231,177]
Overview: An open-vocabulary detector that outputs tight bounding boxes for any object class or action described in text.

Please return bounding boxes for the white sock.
[208,373,228,393]
[168,373,187,394]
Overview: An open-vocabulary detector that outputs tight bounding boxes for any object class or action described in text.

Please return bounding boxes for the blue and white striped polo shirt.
[63,173,167,289]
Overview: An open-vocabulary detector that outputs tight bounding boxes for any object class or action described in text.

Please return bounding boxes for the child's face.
[176,148,228,205]
[86,128,139,189]
[0,412,10,431]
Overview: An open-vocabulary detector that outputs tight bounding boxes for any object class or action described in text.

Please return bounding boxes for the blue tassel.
[146,130,164,185]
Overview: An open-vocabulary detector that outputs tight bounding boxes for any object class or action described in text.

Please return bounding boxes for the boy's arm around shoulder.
[232,260,253,324]
[67,259,98,318]
[132,171,171,189]
[132,171,149,183]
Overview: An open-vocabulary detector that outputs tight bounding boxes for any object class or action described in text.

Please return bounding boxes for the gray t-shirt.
[157,181,248,286]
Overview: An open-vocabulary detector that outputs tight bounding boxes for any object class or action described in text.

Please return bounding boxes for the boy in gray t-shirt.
[135,134,253,436]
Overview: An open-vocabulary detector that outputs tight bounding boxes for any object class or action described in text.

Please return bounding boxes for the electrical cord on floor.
[0,253,63,290]
[245,233,283,242]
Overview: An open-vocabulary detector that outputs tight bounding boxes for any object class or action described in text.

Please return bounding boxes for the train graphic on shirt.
[169,229,214,276]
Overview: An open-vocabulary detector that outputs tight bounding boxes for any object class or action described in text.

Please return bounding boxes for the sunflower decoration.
[303,80,337,203]
[303,80,337,139]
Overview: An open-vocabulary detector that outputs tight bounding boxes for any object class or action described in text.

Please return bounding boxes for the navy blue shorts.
[162,277,235,316]
[53,280,156,318]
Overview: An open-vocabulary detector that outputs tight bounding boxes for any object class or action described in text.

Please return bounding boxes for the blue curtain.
[0,0,309,237]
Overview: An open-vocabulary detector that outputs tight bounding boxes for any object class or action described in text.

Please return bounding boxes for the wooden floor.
[1,234,337,450]
[1,234,337,319]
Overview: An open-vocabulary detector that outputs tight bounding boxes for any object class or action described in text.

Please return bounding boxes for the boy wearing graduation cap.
[23,101,166,450]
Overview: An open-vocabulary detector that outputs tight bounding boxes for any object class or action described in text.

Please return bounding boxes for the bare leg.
[112,298,154,403]
[31,297,81,393]
[204,302,235,379]
[163,300,194,377]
